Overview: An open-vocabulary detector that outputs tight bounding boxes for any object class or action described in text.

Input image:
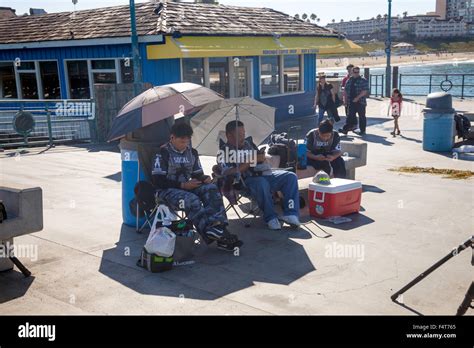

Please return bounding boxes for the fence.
[0,99,97,149]
[399,73,474,99]
[369,74,385,98]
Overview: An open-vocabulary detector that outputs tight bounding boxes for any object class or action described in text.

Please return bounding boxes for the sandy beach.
[319,51,474,70]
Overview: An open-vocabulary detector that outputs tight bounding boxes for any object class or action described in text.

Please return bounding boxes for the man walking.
[339,66,370,136]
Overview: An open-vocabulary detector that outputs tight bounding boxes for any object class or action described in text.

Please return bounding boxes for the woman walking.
[314,75,339,126]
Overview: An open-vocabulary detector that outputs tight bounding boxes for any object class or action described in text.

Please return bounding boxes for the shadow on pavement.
[99,219,317,301]
[0,271,35,304]
[314,212,375,231]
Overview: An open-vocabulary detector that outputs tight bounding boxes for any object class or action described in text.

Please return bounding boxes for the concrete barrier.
[265,141,368,181]
[0,186,43,273]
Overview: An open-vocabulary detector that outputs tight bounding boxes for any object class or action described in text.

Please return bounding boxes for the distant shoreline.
[319,52,474,71]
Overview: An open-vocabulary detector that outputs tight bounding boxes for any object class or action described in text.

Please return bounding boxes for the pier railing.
[398,73,473,99]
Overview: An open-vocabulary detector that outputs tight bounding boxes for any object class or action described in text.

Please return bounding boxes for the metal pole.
[391,236,473,302]
[45,104,54,148]
[130,0,143,94]
[385,0,392,98]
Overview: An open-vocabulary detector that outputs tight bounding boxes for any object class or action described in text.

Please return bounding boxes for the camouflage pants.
[157,183,228,237]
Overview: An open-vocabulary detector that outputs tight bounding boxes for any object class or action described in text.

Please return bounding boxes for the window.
[67,61,90,99]
[0,62,17,98]
[209,58,229,98]
[93,72,117,84]
[283,55,302,93]
[16,62,35,70]
[91,59,116,84]
[182,58,205,85]
[19,73,38,99]
[259,54,303,97]
[40,61,61,99]
[91,60,115,70]
[260,56,280,96]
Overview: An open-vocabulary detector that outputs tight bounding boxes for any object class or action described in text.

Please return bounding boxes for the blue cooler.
[423,92,455,152]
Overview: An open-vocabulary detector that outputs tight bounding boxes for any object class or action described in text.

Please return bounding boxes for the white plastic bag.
[144,205,176,257]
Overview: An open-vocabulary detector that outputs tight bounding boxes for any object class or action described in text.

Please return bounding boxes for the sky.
[1,0,435,26]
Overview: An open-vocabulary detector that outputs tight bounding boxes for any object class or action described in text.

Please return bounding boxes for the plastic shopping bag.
[144,205,176,257]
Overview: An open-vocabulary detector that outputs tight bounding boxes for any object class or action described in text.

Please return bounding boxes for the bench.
[264,141,368,180]
[0,186,43,276]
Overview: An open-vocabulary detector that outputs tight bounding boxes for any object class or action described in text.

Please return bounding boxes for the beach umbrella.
[190,97,275,156]
[107,83,223,141]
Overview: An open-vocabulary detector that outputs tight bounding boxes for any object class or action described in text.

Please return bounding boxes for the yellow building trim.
[146,36,362,59]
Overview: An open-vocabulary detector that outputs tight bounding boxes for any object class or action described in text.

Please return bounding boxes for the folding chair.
[212,164,261,228]
[133,181,188,234]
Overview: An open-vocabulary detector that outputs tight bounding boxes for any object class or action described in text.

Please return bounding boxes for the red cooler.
[309,178,362,218]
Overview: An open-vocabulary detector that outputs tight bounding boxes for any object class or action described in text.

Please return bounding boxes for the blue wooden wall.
[0,43,317,121]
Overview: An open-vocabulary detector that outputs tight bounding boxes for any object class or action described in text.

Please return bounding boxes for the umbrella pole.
[235,104,241,183]
[136,157,140,233]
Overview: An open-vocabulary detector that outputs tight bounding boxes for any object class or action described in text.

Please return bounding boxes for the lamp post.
[385,0,392,97]
[130,0,143,88]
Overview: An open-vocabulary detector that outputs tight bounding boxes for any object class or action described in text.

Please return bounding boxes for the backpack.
[0,201,7,223]
[454,113,471,140]
[268,133,297,172]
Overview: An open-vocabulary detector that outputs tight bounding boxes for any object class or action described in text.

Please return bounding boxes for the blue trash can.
[120,139,147,227]
[423,92,455,152]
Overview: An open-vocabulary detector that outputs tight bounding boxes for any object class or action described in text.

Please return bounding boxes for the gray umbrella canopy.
[191,97,275,156]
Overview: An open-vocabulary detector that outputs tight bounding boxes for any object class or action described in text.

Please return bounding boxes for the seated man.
[152,122,242,251]
[305,119,347,179]
[219,121,300,230]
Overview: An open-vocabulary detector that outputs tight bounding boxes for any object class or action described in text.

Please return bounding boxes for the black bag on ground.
[268,133,297,171]
[137,248,173,273]
[454,113,471,140]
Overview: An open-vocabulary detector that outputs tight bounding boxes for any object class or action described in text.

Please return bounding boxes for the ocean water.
[322,61,474,98]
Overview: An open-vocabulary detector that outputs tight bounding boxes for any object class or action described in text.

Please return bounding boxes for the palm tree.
[377,14,382,20]
[340,19,344,22]
[384,14,388,21]
[332,19,336,23]
[403,11,408,18]
[302,13,308,20]
[317,18,321,23]
[310,13,317,22]
[356,16,360,21]
[294,14,300,20]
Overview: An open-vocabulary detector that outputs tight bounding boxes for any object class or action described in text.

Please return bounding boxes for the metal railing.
[399,73,474,99]
[369,74,385,98]
[0,99,97,149]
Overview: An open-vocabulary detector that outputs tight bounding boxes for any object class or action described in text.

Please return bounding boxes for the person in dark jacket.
[152,122,242,251]
[314,74,338,126]
[306,119,346,179]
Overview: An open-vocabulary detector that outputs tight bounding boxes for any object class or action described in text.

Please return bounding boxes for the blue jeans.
[318,106,336,125]
[244,170,300,222]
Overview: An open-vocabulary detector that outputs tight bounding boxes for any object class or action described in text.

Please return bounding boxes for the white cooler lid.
[309,178,362,193]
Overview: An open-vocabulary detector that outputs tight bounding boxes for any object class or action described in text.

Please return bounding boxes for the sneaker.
[267,218,282,230]
[390,131,396,137]
[216,234,243,252]
[279,215,301,227]
[338,128,349,135]
[204,225,225,241]
[397,130,401,136]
